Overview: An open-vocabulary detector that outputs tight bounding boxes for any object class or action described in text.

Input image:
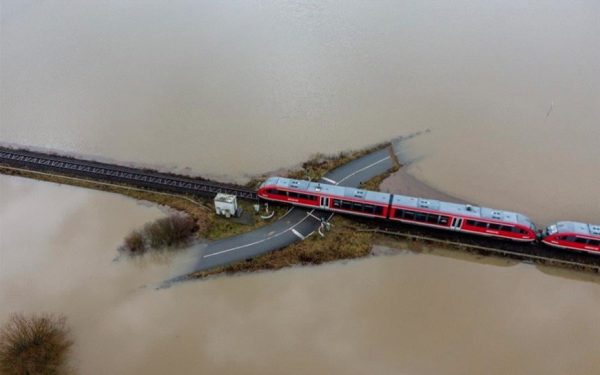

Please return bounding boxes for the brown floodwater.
[1,0,598,224]
[1,1,600,373]
[1,176,600,374]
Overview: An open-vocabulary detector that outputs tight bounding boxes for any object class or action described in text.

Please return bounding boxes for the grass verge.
[190,215,375,278]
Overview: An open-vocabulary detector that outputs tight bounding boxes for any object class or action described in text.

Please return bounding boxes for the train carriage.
[257,177,390,218]
[388,196,537,242]
[258,177,537,242]
[542,222,600,254]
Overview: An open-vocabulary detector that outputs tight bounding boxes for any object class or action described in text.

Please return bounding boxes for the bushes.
[120,213,197,256]
[0,313,73,375]
[123,230,145,254]
[145,214,196,249]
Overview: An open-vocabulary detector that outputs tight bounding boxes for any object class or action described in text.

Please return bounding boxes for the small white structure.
[214,193,238,218]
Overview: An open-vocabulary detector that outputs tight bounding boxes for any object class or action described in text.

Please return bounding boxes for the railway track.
[0,147,258,200]
[2,145,599,274]
[348,216,600,273]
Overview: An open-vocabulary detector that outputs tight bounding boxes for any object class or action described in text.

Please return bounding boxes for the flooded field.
[1,176,599,374]
[1,0,599,373]
[2,1,599,223]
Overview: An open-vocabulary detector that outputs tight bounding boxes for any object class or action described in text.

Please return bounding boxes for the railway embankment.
[0,142,391,266]
[2,138,599,279]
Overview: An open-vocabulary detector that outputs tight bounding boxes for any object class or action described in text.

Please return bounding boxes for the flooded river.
[1,176,600,374]
[1,0,600,373]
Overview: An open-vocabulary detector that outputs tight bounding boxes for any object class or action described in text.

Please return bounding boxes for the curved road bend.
[163,146,398,286]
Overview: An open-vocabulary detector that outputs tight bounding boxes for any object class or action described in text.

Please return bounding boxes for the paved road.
[162,145,399,286]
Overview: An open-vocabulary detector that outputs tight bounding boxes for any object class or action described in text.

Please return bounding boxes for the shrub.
[0,313,73,375]
[123,230,146,254]
[121,214,197,256]
[145,214,195,249]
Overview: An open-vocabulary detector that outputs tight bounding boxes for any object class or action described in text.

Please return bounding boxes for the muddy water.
[2,176,600,374]
[2,1,600,373]
[2,1,599,223]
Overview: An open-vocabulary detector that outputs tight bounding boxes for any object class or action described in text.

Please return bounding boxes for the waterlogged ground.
[2,176,600,374]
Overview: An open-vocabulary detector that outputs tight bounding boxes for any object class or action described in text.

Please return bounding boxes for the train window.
[476,221,488,228]
[439,216,449,225]
[566,236,577,242]
[466,220,476,226]
[403,211,415,220]
[288,192,299,198]
[374,206,383,215]
[500,226,512,232]
[333,199,341,208]
[575,237,588,244]
[352,202,364,211]
[589,240,600,247]
[341,201,353,210]
[394,209,404,218]
[488,224,501,230]
[415,213,427,222]
[363,204,375,214]
[426,214,439,224]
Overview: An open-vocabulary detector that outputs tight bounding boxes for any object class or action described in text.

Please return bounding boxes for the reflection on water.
[2,176,600,374]
[1,1,599,224]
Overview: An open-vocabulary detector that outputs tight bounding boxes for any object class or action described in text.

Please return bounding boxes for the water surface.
[1,176,600,374]
[2,0,599,223]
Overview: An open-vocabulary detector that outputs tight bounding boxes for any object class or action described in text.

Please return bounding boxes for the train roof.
[391,195,533,227]
[263,177,535,228]
[550,221,600,237]
[263,177,390,205]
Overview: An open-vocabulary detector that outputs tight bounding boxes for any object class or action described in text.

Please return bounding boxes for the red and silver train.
[257,177,600,254]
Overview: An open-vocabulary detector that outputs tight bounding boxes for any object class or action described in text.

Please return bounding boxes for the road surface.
[162,144,400,286]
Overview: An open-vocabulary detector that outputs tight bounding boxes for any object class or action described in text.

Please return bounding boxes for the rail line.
[360,228,600,272]
[0,147,258,200]
[2,145,599,274]
[347,217,600,273]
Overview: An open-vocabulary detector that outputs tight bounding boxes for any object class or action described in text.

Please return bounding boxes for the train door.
[319,197,330,210]
[450,217,463,231]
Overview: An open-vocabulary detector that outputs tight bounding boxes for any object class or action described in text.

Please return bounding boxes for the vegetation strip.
[0,165,210,209]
